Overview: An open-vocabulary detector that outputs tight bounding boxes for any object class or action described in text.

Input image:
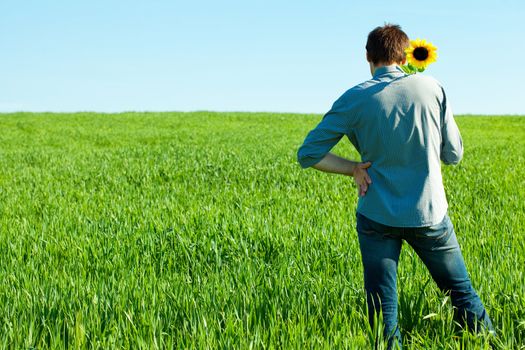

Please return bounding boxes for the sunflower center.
[413,47,429,61]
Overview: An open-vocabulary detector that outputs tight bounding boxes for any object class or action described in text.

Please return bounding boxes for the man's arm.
[297,94,357,168]
[297,95,372,196]
[440,88,463,165]
[313,153,372,197]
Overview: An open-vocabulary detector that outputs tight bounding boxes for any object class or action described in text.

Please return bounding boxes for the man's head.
[366,24,409,74]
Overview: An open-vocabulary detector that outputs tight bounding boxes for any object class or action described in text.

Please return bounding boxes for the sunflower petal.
[404,38,438,71]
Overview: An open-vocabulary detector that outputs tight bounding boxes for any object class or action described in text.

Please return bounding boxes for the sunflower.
[405,39,438,70]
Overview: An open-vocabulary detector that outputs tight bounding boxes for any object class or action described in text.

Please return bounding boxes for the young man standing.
[297,24,493,347]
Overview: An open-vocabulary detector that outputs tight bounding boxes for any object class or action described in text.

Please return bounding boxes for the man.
[297,24,493,347]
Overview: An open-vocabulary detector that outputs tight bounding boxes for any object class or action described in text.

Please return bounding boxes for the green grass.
[0,112,524,349]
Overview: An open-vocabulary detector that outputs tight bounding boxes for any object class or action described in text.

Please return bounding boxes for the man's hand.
[312,153,372,196]
[353,162,372,197]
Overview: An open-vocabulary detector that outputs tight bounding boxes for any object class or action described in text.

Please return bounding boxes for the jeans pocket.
[416,215,451,243]
[356,223,377,236]
[357,213,395,239]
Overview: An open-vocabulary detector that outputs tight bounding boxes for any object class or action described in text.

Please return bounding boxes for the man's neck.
[370,62,402,77]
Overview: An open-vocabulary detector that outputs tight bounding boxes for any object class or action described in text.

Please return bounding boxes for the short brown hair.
[366,24,409,65]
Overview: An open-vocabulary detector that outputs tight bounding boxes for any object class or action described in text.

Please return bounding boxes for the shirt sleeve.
[297,96,352,168]
[440,88,463,165]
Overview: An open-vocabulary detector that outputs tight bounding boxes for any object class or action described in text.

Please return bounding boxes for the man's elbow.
[297,149,323,169]
[441,148,464,165]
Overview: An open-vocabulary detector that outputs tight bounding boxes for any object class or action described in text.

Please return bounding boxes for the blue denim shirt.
[297,65,463,227]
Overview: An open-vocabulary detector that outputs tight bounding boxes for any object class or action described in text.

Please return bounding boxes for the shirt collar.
[373,65,404,78]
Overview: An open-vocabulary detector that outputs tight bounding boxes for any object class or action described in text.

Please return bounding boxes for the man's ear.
[366,51,371,63]
[401,57,407,65]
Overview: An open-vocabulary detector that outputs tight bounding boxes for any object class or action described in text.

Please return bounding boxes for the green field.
[0,112,524,349]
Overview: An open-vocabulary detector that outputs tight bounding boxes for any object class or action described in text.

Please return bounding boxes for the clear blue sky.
[1,0,524,114]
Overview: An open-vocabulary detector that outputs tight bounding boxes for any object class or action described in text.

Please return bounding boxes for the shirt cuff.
[298,155,323,169]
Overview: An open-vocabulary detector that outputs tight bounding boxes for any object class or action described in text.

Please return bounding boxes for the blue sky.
[1,0,524,114]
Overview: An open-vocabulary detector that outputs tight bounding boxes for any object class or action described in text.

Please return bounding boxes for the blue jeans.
[356,212,493,348]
